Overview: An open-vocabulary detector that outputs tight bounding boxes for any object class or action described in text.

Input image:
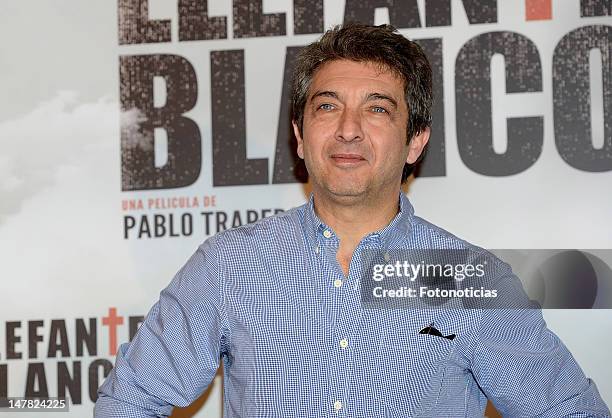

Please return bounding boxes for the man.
[95,24,610,417]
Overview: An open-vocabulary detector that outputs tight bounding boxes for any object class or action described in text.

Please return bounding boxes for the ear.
[292,121,305,159]
[406,127,430,164]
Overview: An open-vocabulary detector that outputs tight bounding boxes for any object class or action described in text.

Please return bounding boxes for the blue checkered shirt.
[95,193,610,417]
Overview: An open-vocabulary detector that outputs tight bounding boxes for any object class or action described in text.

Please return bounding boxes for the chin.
[326,182,367,198]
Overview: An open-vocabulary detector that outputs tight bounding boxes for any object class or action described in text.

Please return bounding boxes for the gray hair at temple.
[291,23,433,182]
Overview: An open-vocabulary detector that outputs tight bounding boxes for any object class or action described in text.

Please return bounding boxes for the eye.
[371,106,388,114]
[318,103,335,111]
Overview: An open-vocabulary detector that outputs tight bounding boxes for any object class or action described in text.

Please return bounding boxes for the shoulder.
[409,213,481,251]
[199,203,306,251]
[407,213,510,272]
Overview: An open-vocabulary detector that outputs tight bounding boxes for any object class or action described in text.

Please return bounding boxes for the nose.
[335,108,364,143]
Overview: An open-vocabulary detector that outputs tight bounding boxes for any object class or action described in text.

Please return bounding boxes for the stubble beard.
[309,167,376,205]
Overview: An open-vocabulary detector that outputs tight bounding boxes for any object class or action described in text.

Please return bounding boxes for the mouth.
[330,153,367,166]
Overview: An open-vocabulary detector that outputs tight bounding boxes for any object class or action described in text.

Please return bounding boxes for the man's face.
[293,59,429,202]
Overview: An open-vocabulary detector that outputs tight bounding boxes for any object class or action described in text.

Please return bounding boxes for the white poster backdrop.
[0,1,611,416]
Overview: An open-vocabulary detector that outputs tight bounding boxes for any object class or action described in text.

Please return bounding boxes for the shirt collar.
[301,192,414,248]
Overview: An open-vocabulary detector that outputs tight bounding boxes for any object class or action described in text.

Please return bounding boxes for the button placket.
[318,227,346,292]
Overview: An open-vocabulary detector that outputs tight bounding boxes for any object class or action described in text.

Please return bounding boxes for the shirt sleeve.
[469,261,611,417]
[94,236,226,417]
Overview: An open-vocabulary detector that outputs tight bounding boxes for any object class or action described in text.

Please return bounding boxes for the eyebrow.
[309,90,398,109]
[366,93,398,109]
[309,90,339,102]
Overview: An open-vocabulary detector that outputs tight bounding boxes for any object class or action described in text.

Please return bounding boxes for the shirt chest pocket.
[374,331,456,417]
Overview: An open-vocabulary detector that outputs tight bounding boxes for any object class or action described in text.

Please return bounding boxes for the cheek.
[365,121,408,149]
[301,125,329,156]
[370,135,410,166]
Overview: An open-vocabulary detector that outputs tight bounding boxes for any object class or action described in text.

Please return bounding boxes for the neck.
[312,186,401,248]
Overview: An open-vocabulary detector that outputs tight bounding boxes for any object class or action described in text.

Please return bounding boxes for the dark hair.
[291,23,432,182]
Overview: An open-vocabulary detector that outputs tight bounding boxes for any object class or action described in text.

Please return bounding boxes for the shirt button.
[384,252,391,262]
[339,338,349,349]
[323,229,333,238]
[333,279,343,288]
[334,400,343,411]
[315,246,320,254]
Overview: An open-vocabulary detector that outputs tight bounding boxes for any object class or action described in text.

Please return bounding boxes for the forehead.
[308,59,405,98]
